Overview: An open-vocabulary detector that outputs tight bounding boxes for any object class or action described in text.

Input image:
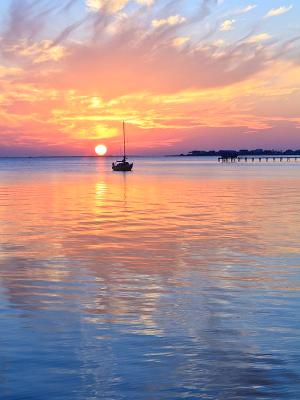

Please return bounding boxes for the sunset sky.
[0,0,299,156]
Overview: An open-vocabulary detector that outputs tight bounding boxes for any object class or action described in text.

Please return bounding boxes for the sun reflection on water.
[0,158,299,399]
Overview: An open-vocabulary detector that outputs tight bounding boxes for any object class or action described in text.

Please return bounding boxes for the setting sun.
[95,144,108,156]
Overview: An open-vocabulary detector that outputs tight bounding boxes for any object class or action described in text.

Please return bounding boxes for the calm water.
[0,157,300,400]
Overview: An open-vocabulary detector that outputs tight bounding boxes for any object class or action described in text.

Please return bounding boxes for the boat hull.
[112,162,133,172]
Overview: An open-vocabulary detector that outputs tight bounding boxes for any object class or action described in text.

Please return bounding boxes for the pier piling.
[218,156,300,163]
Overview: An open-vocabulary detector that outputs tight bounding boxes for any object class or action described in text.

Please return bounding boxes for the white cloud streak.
[247,33,272,43]
[265,5,293,18]
[239,4,257,14]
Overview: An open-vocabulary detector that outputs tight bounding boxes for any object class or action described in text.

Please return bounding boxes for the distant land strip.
[175,149,300,157]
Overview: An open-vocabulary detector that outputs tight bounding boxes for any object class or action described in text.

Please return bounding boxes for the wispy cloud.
[172,37,190,47]
[152,15,186,28]
[235,4,257,14]
[86,0,153,13]
[4,39,66,64]
[220,19,235,31]
[265,5,293,18]
[246,33,272,44]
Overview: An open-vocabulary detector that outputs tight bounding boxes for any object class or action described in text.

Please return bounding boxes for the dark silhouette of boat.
[112,122,133,172]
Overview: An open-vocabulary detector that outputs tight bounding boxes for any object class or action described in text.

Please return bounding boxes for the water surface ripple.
[0,157,299,399]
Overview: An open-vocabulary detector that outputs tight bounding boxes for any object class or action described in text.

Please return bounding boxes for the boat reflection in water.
[112,121,133,171]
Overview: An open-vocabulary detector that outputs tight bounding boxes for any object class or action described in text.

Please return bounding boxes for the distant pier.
[218,156,300,163]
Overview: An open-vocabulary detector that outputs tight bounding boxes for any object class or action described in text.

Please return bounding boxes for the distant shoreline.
[173,149,300,157]
[1,150,300,158]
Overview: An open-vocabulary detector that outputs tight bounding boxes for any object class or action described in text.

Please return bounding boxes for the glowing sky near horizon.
[0,0,299,156]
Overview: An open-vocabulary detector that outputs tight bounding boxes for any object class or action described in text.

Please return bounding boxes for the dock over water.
[219,156,300,163]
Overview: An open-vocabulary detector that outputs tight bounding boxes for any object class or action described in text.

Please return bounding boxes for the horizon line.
[1,148,300,158]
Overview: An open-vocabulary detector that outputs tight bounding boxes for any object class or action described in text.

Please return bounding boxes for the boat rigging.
[112,122,133,172]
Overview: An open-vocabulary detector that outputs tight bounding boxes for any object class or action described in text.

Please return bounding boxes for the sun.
[95,144,108,156]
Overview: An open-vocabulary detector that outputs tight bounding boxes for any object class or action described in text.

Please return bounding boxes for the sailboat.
[112,121,133,171]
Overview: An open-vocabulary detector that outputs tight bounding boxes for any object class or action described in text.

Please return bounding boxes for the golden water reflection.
[0,158,299,399]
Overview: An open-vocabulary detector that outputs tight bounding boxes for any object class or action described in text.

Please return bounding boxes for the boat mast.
[123,121,126,160]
